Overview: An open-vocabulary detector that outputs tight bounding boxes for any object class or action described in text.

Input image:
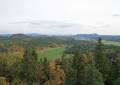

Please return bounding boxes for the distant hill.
[26,33,49,37]
[74,34,120,41]
[0,33,120,48]
[101,35,120,41]
[0,33,120,42]
[10,34,31,39]
[0,33,74,47]
[74,33,100,40]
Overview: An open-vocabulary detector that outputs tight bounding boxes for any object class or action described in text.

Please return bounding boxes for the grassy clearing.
[81,39,120,46]
[38,47,66,61]
[102,40,120,46]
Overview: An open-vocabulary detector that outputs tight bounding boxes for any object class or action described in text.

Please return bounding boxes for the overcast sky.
[0,0,119,35]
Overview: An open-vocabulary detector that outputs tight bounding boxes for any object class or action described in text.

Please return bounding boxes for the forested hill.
[0,34,74,48]
[0,33,120,48]
[1,33,120,41]
[74,33,120,41]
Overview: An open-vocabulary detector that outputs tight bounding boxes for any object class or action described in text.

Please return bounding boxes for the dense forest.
[0,34,120,85]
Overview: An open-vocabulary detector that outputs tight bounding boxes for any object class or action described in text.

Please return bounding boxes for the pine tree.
[113,77,120,85]
[111,54,120,84]
[94,38,111,83]
[83,63,105,85]
[64,64,77,85]
[20,48,41,85]
[42,57,51,80]
[64,49,85,85]
[72,49,85,85]
[116,54,120,77]
[61,52,69,72]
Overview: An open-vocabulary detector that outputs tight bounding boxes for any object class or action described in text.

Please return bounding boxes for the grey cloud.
[112,14,120,17]
[9,21,79,29]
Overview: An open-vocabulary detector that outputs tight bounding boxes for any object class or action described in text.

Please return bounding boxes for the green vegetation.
[38,47,66,60]
[1,34,120,85]
[103,40,120,46]
[79,38,120,46]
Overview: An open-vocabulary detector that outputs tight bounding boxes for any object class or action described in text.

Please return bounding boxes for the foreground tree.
[94,38,111,84]
[64,49,85,85]
[64,49,105,85]
[113,77,120,85]
[83,63,105,85]
[72,50,85,85]
[64,64,77,85]
[21,48,36,84]
[42,57,52,81]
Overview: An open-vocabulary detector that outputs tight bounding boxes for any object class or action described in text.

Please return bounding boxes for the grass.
[80,39,120,46]
[37,39,120,61]
[38,47,66,61]
[102,40,120,46]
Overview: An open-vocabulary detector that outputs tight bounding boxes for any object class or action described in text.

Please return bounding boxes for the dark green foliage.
[64,65,77,85]
[113,77,120,85]
[64,49,105,85]
[1,35,120,85]
[21,48,38,84]
[0,62,7,77]
[18,48,53,84]
[42,57,51,80]
[111,54,120,84]
[72,50,85,85]
[64,49,85,85]
[61,53,68,72]
[94,38,112,82]
[83,64,104,85]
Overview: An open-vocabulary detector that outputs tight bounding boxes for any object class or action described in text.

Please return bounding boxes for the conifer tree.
[64,64,77,85]
[114,77,120,85]
[42,57,51,80]
[72,49,85,85]
[94,38,111,83]
[64,49,85,85]
[83,63,105,85]
[20,48,40,85]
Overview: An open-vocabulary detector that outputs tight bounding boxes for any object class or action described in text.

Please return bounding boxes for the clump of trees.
[63,38,120,85]
[64,46,105,85]
[0,38,120,85]
[0,47,53,85]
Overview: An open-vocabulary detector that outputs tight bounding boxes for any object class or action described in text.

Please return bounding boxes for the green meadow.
[38,47,66,61]
[81,39,120,46]
[102,40,120,46]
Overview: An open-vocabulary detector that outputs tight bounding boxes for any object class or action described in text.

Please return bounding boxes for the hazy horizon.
[0,0,120,35]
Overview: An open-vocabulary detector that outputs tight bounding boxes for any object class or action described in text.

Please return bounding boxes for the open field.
[80,39,120,46]
[37,47,66,61]
[37,40,120,61]
[102,40,120,46]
